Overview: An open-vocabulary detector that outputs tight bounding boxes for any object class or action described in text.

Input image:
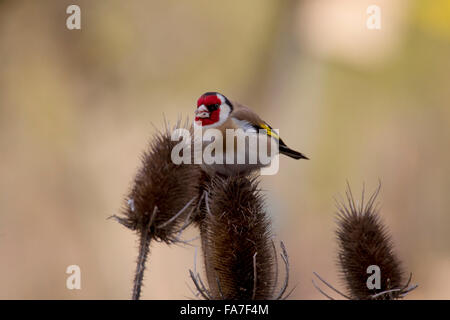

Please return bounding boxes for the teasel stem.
[131,208,156,300]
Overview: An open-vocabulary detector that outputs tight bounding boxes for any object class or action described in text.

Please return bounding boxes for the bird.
[193,91,308,176]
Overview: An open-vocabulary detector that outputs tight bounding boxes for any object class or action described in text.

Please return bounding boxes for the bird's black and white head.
[194,92,233,129]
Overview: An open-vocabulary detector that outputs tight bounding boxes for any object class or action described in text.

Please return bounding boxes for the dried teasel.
[111,120,202,300]
[190,175,292,300]
[313,183,417,300]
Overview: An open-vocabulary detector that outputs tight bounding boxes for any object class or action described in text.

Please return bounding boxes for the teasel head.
[190,175,291,300]
[334,183,417,300]
[111,119,202,300]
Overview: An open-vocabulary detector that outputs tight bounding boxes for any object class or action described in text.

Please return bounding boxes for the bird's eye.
[207,104,220,111]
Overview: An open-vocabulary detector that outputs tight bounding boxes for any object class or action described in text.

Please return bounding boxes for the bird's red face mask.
[195,94,222,127]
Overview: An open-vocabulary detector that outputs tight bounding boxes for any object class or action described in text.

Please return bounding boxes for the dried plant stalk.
[335,184,415,300]
[198,175,277,300]
[112,120,201,300]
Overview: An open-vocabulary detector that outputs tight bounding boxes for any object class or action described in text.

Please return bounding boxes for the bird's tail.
[279,145,309,160]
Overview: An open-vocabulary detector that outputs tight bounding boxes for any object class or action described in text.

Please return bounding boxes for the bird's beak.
[195,105,210,118]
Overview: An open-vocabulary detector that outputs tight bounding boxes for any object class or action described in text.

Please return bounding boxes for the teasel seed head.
[197,175,277,300]
[335,183,414,300]
[112,119,202,299]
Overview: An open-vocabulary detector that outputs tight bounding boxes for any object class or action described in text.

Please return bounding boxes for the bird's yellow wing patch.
[258,123,280,141]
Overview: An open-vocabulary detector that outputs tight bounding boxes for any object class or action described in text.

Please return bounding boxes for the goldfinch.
[193,92,308,175]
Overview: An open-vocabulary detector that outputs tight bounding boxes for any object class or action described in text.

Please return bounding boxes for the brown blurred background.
[0,0,449,299]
